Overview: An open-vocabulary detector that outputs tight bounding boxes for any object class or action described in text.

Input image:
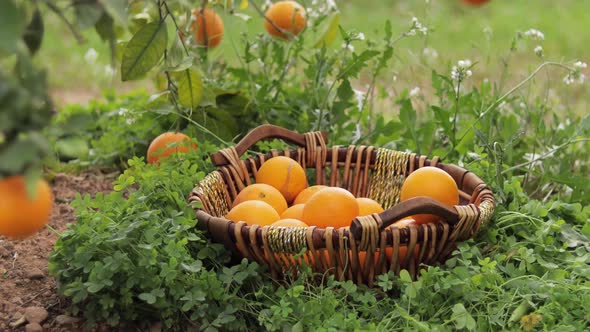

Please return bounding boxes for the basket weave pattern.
[190,127,494,286]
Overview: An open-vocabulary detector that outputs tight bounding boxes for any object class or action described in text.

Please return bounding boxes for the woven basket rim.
[190,145,494,245]
[189,142,495,285]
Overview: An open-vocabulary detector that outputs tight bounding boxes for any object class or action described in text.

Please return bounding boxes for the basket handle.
[210,124,329,166]
[348,197,460,241]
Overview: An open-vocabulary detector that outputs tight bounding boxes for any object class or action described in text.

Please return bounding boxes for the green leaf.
[399,269,412,283]
[99,0,128,27]
[22,10,44,56]
[0,0,25,52]
[451,303,476,331]
[75,2,104,29]
[95,13,116,42]
[138,292,157,304]
[174,68,203,109]
[314,12,340,48]
[181,261,202,273]
[0,139,39,174]
[121,20,167,81]
[55,137,90,159]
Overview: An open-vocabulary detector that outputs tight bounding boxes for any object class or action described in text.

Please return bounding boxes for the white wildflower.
[342,43,354,52]
[451,59,474,83]
[458,59,472,69]
[353,89,365,110]
[534,45,544,57]
[326,0,337,10]
[563,60,587,85]
[523,29,544,41]
[358,32,365,41]
[467,152,481,160]
[118,108,129,116]
[262,0,272,11]
[423,47,439,59]
[574,61,588,70]
[523,152,543,168]
[84,48,98,64]
[408,17,428,36]
[409,87,420,97]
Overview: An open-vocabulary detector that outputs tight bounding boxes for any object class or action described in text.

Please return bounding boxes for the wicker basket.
[189,125,495,286]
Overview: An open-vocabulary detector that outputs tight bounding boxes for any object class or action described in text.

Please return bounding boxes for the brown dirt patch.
[0,171,116,331]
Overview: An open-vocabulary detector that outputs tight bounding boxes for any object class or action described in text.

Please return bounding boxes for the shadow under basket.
[189,125,495,286]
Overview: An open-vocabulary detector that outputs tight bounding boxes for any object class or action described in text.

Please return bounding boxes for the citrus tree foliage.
[0,1,52,181]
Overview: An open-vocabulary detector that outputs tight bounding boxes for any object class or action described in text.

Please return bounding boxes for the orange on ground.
[293,185,328,205]
[233,183,288,214]
[147,132,197,164]
[271,218,308,227]
[280,204,305,220]
[226,200,280,226]
[399,166,459,224]
[192,8,224,48]
[264,1,307,39]
[356,197,384,216]
[0,176,53,239]
[255,156,307,203]
[302,187,359,228]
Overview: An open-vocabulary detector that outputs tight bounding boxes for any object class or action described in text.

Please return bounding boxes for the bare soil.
[0,171,116,331]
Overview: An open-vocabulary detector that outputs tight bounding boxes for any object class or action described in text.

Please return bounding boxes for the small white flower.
[392,75,397,82]
[563,60,587,85]
[422,47,439,59]
[262,0,272,11]
[326,0,337,10]
[342,43,354,52]
[408,17,428,36]
[458,59,472,69]
[451,59,474,84]
[523,152,543,167]
[103,65,115,79]
[523,29,545,41]
[467,152,481,160]
[409,87,420,97]
[519,102,526,109]
[534,45,544,57]
[118,108,129,116]
[574,61,588,69]
[358,32,365,41]
[353,89,365,110]
[84,48,98,64]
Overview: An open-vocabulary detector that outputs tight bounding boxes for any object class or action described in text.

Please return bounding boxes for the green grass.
[40,0,588,109]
